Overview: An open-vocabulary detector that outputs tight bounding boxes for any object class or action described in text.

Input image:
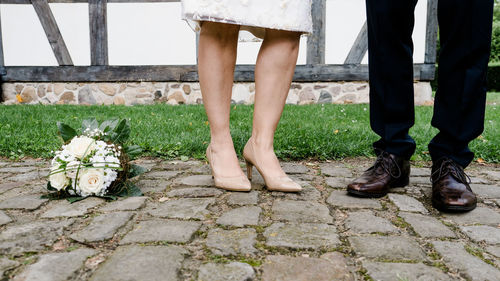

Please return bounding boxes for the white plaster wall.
[0,1,428,66]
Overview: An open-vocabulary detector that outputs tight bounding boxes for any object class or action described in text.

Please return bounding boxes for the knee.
[266,30,300,53]
[200,22,240,43]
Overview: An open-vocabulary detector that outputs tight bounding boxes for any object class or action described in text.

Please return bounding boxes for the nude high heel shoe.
[206,145,251,192]
[243,139,302,192]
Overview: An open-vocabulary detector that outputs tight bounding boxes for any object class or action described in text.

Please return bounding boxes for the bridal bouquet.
[45,118,145,202]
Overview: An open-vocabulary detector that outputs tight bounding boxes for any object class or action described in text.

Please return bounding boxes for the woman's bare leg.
[250,29,301,178]
[198,22,245,177]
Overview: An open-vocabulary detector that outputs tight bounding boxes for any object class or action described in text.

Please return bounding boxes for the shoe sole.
[346,177,410,198]
[432,199,477,212]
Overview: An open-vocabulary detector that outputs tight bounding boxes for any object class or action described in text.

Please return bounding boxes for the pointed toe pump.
[243,140,302,192]
[206,145,251,192]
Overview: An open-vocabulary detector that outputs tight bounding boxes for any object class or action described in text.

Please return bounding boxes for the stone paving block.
[326,191,382,209]
[166,187,223,198]
[0,166,35,174]
[281,185,322,201]
[206,228,257,256]
[281,163,309,174]
[41,198,104,218]
[142,170,181,180]
[90,245,187,281]
[198,262,255,281]
[0,181,26,193]
[99,197,147,212]
[264,223,340,249]
[388,194,428,214]
[120,220,201,244]
[345,211,398,234]
[486,245,500,258]
[0,220,74,255]
[363,262,452,281]
[216,206,261,227]
[148,198,214,220]
[70,212,133,243]
[227,191,258,206]
[410,177,431,185]
[443,207,500,225]
[320,164,353,178]
[0,211,12,226]
[459,225,500,245]
[483,170,500,181]
[136,179,170,193]
[0,257,19,276]
[9,171,42,182]
[13,248,96,281]
[349,236,426,261]
[399,212,456,238]
[0,194,48,210]
[411,168,430,177]
[261,255,354,281]
[271,200,333,223]
[432,241,500,280]
[471,184,500,199]
[470,177,490,184]
[178,175,214,187]
[325,177,349,188]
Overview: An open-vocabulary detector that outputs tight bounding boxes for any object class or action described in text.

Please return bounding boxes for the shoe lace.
[368,150,402,178]
[430,158,471,185]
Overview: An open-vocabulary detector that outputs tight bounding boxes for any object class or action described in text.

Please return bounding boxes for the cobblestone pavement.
[0,158,499,281]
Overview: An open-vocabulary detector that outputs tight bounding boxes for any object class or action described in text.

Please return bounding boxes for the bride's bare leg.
[249,29,301,178]
[198,22,246,178]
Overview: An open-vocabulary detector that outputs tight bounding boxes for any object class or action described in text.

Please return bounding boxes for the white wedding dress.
[181,0,313,38]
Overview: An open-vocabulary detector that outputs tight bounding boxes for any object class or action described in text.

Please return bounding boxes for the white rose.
[49,165,69,191]
[66,136,96,159]
[77,168,105,196]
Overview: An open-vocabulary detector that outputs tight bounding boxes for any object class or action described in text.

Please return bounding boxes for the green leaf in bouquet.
[67,196,87,203]
[124,145,142,160]
[116,181,143,197]
[57,122,77,143]
[82,118,99,132]
[110,119,130,144]
[128,164,148,178]
[99,195,118,201]
[46,182,58,192]
[99,119,120,134]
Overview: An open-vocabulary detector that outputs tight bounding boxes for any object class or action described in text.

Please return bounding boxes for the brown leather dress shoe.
[431,158,477,212]
[347,151,410,198]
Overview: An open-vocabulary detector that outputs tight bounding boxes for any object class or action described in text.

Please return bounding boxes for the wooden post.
[89,0,108,65]
[306,0,326,65]
[424,0,438,65]
[344,21,368,65]
[31,0,73,65]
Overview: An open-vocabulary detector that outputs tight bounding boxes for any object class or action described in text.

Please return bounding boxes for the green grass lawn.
[0,103,498,163]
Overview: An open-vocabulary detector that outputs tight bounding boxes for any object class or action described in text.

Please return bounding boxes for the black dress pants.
[366,0,494,168]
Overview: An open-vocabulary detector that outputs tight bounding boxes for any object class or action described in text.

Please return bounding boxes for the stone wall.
[1,82,433,106]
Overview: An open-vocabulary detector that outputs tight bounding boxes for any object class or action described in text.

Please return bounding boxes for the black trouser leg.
[429,0,494,168]
[366,0,418,159]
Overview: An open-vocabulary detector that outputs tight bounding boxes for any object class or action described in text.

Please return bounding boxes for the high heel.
[206,145,251,192]
[243,139,302,192]
[245,160,253,180]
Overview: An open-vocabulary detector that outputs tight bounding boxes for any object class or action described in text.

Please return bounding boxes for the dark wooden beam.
[0,7,4,102]
[31,0,73,65]
[89,0,108,65]
[2,64,435,82]
[344,21,368,64]
[306,0,326,65]
[424,0,438,64]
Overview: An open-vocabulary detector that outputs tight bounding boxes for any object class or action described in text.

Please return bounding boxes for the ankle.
[249,136,274,152]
